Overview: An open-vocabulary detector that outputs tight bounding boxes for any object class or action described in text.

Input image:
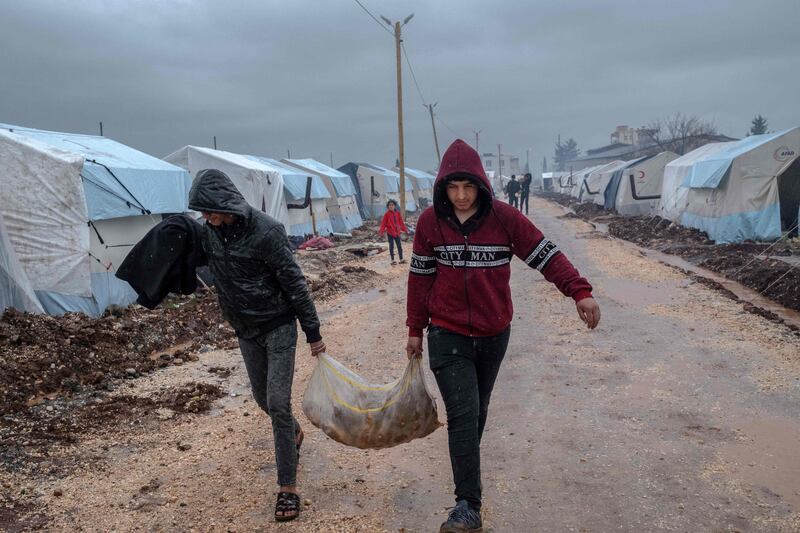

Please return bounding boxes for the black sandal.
[275,491,300,522]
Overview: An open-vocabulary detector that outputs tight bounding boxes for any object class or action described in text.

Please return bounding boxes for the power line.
[401,42,426,105]
[352,0,393,36]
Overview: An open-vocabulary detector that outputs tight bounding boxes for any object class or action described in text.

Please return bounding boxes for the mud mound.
[1,382,225,449]
[0,290,235,416]
[308,266,380,301]
[536,192,800,314]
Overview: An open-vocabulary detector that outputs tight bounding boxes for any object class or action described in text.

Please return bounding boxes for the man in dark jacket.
[519,172,533,214]
[505,175,521,209]
[188,169,325,522]
[406,140,600,532]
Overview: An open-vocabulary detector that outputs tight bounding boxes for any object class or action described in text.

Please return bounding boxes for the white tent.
[0,124,192,316]
[580,160,628,204]
[282,158,363,233]
[658,142,729,223]
[678,128,800,243]
[0,211,43,313]
[565,166,600,198]
[397,167,436,209]
[248,157,333,236]
[165,146,334,236]
[603,151,679,216]
[338,163,417,218]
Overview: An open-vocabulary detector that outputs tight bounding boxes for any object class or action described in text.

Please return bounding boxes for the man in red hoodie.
[406,139,600,532]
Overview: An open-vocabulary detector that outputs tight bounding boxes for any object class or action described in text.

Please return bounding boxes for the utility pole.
[99,122,103,136]
[473,129,482,153]
[498,144,502,179]
[382,13,414,217]
[213,136,217,149]
[427,103,441,165]
[287,149,291,158]
[330,152,334,167]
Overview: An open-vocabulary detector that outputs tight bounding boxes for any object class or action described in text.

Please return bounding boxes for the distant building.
[482,152,521,176]
[609,125,657,146]
[567,133,737,171]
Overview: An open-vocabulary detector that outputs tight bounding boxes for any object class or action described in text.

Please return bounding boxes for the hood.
[433,139,493,221]
[188,168,251,217]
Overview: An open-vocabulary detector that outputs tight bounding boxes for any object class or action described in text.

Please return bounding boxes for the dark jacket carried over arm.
[188,169,321,343]
[116,214,207,309]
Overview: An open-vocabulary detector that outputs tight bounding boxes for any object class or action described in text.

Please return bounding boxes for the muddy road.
[6,196,800,532]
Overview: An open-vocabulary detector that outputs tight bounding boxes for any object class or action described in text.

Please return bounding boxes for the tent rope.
[85,159,151,215]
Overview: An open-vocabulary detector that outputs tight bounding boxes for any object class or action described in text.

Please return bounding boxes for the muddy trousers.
[427,325,511,511]
[387,235,403,261]
[237,322,301,487]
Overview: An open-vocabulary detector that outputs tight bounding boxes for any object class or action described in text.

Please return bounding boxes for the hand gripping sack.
[302,354,441,449]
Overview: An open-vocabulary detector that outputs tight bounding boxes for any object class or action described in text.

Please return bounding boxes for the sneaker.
[440,500,482,533]
[391,260,397,265]
[398,259,406,264]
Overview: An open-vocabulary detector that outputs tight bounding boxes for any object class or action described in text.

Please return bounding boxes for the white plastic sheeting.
[580,160,628,205]
[0,212,43,313]
[658,143,729,222]
[164,146,290,226]
[0,129,91,296]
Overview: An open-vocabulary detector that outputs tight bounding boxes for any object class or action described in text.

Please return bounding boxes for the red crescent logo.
[637,171,645,180]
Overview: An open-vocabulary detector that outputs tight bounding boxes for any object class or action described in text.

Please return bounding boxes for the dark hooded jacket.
[406,139,592,338]
[116,214,206,309]
[188,169,321,343]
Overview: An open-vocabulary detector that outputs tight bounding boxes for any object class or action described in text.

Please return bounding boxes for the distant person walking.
[379,199,408,265]
[506,175,521,209]
[519,172,533,214]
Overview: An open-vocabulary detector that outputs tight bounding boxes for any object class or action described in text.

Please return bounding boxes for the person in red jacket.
[378,199,408,265]
[406,139,600,532]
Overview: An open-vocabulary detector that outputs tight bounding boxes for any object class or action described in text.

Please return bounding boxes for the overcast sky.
[2,0,798,172]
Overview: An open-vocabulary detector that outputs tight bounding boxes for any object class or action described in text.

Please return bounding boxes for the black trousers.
[427,325,511,510]
[387,235,403,260]
[520,193,530,214]
[510,195,519,209]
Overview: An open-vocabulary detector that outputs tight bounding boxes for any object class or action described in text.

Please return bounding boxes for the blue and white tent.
[603,151,678,216]
[283,158,363,233]
[398,167,436,208]
[675,128,800,243]
[0,124,192,316]
[165,146,333,236]
[338,163,417,219]
[246,157,333,236]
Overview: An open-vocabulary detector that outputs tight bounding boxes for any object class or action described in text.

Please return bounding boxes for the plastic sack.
[302,354,441,449]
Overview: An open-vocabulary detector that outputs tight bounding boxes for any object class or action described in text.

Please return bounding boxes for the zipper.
[463,234,473,336]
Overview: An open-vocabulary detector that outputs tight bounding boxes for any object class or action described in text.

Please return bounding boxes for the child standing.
[378,199,408,265]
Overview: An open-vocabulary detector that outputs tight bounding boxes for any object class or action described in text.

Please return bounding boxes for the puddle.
[718,416,800,509]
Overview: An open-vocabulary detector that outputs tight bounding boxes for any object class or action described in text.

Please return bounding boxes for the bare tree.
[645,112,718,155]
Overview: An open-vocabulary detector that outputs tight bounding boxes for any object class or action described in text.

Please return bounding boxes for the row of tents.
[554,127,800,245]
[0,123,437,316]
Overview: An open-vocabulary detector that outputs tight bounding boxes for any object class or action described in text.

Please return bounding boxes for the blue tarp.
[36,272,138,317]
[683,130,791,189]
[245,156,330,201]
[681,203,782,244]
[285,158,357,197]
[0,124,192,221]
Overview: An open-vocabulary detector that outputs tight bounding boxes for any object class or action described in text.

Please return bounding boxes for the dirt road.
[19,196,800,532]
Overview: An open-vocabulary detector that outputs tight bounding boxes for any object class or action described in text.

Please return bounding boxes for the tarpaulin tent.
[283,158,363,233]
[247,157,333,236]
[338,163,417,219]
[603,151,679,216]
[566,165,602,198]
[0,211,43,313]
[0,124,192,316]
[165,146,334,236]
[678,128,800,243]
[658,142,729,223]
[396,167,436,209]
[579,160,628,204]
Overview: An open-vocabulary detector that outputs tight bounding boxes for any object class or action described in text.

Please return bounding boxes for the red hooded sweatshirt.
[379,209,407,238]
[406,139,593,338]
